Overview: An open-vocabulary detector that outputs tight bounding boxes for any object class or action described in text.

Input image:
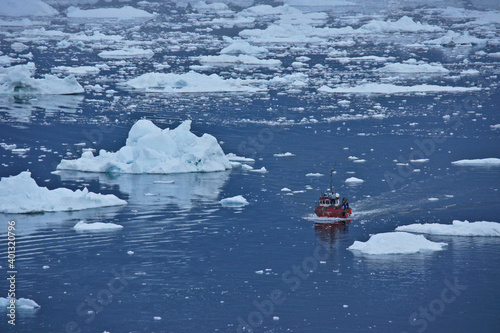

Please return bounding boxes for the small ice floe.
[226,153,255,163]
[306,173,324,177]
[273,316,280,321]
[273,152,295,157]
[319,83,481,94]
[0,297,40,310]
[451,158,500,167]
[98,48,154,59]
[255,270,264,274]
[250,167,268,173]
[410,159,429,163]
[345,177,364,184]
[73,221,124,232]
[154,316,162,321]
[490,124,500,130]
[348,232,447,255]
[220,195,249,207]
[428,198,439,201]
[396,220,500,237]
[281,187,291,192]
[43,265,50,269]
[153,180,175,184]
[0,172,126,214]
[127,251,134,255]
[241,164,254,171]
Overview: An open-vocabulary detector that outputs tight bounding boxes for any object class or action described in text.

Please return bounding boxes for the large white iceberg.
[0,0,58,16]
[0,172,126,214]
[396,220,500,237]
[451,158,500,166]
[67,6,154,19]
[0,64,84,95]
[57,119,232,174]
[348,232,447,255]
[123,71,264,93]
[319,83,480,94]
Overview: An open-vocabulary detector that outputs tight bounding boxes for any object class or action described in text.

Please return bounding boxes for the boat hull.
[314,206,352,218]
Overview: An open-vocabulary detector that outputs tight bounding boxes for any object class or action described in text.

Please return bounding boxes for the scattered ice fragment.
[220,195,249,207]
[273,316,279,321]
[0,297,40,309]
[154,316,162,320]
[281,187,291,192]
[255,270,264,274]
[43,265,50,269]
[74,221,124,232]
[345,177,364,184]
[67,6,155,19]
[127,251,134,255]
[274,152,295,157]
[428,198,439,201]
[306,173,323,177]
[226,153,255,162]
[250,167,268,173]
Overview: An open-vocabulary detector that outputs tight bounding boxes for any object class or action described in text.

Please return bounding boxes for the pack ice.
[0,172,126,214]
[57,119,232,174]
[0,64,84,95]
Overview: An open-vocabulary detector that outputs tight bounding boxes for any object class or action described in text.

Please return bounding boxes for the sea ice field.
[1,0,500,332]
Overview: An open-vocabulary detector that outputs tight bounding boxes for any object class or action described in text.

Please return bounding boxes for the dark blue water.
[1,1,500,333]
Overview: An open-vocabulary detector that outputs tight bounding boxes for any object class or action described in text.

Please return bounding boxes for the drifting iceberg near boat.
[314,168,352,218]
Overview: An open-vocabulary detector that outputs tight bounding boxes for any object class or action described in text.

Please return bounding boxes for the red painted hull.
[314,206,352,218]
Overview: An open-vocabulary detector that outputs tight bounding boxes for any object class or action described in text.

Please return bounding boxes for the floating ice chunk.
[319,83,480,94]
[359,16,442,33]
[274,152,295,157]
[241,164,254,171]
[98,48,154,59]
[348,232,447,255]
[220,39,269,56]
[57,120,232,174]
[198,54,281,67]
[52,66,100,75]
[0,172,126,214]
[0,297,40,309]
[451,158,500,166]
[194,1,231,13]
[410,159,429,163]
[281,187,291,192]
[428,198,439,201]
[250,167,268,173]
[0,0,58,16]
[67,6,154,19]
[345,177,364,184]
[220,195,249,207]
[460,69,480,76]
[226,154,254,162]
[424,31,484,46]
[376,63,449,74]
[74,221,123,232]
[0,64,84,95]
[491,124,500,130]
[306,173,323,177]
[154,316,162,320]
[123,71,264,93]
[396,220,500,237]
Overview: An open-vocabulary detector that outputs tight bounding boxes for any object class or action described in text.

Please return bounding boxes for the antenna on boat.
[330,162,336,194]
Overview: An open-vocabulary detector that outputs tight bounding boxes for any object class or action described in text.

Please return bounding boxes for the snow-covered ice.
[73,221,124,232]
[98,48,154,59]
[220,195,249,207]
[0,0,58,16]
[0,172,126,214]
[57,119,232,174]
[396,220,500,237]
[348,232,447,255]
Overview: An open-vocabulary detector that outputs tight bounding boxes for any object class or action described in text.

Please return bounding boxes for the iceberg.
[345,177,364,183]
[451,158,500,166]
[220,39,269,56]
[198,54,281,67]
[57,119,232,174]
[220,195,249,207]
[348,232,447,255]
[0,172,126,214]
[396,220,500,237]
[73,221,124,232]
[359,16,442,33]
[67,6,154,19]
[123,71,264,93]
[0,64,84,95]
[423,31,484,46]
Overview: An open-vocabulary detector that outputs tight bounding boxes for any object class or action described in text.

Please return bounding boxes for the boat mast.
[330,167,335,194]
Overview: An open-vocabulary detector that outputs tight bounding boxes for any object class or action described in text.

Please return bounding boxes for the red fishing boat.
[314,168,352,218]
